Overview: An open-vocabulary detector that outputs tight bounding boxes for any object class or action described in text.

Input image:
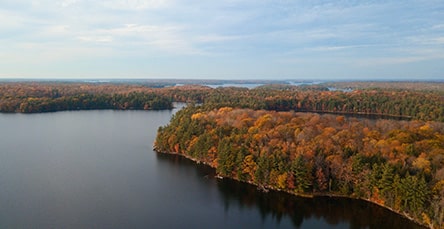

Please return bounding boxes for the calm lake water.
[0,109,423,228]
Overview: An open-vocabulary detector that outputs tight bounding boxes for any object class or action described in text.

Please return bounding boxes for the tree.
[217,138,235,176]
[291,156,311,193]
[400,174,430,216]
[242,155,257,181]
[255,155,271,185]
[379,163,395,207]
[315,168,328,192]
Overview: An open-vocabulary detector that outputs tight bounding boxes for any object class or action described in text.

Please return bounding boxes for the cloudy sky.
[1,0,443,80]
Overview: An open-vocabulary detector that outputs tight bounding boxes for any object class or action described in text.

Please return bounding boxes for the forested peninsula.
[155,105,444,228]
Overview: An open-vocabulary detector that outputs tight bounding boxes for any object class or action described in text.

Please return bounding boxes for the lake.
[0,109,423,228]
[204,83,263,89]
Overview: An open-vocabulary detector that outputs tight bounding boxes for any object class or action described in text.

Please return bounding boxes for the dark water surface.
[0,109,422,228]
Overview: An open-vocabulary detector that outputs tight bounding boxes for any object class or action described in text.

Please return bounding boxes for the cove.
[0,109,423,228]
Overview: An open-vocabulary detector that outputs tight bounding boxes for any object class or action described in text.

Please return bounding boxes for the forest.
[0,83,173,112]
[0,82,443,123]
[155,105,444,229]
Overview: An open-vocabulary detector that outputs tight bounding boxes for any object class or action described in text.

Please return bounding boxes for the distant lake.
[204,83,263,89]
[0,109,423,228]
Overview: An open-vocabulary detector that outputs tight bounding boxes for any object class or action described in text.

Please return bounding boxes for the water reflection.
[157,153,424,229]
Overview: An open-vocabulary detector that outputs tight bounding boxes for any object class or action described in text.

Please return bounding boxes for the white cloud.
[408,35,444,46]
[431,24,444,30]
[58,0,80,8]
[42,25,70,35]
[147,39,201,54]
[356,49,444,66]
[101,0,171,10]
[101,24,178,36]
[1,41,113,67]
[196,34,246,43]
[310,46,357,52]
[358,57,427,66]
[77,36,113,43]
[0,9,26,31]
[420,37,444,45]
[71,23,202,55]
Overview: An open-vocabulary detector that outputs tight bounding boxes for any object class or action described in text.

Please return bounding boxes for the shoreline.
[154,149,428,229]
[0,107,414,121]
[0,106,174,114]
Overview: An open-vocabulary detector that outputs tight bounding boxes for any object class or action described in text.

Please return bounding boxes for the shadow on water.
[156,153,424,229]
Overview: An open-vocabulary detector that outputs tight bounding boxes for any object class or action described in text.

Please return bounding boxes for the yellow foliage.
[420,124,433,132]
[242,155,257,180]
[218,107,233,114]
[376,139,391,155]
[248,126,259,134]
[433,180,444,195]
[413,153,432,175]
[269,170,280,187]
[421,213,432,228]
[187,137,199,151]
[366,130,381,139]
[419,124,434,138]
[277,173,287,190]
[255,114,273,129]
[191,112,206,120]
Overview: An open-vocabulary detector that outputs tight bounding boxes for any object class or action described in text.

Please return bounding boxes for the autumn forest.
[1,81,443,228]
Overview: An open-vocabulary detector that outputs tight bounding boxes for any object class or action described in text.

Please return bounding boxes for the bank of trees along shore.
[200,86,443,122]
[0,82,443,122]
[155,105,444,228]
[0,83,173,112]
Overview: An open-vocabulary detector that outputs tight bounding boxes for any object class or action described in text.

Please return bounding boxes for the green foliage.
[291,156,311,193]
[217,138,236,176]
[400,174,430,216]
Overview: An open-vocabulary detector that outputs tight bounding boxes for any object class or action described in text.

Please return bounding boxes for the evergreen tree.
[291,156,311,193]
[255,155,270,185]
[217,138,235,176]
[400,174,430,216]
[379,163,395,207]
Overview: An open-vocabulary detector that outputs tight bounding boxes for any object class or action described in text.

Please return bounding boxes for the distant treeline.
[320,81,444,92]
[0,83,173,112]
[0,82,442,122]
[155,105,444,228]
[5,93,172,113]
[197,87,443,121]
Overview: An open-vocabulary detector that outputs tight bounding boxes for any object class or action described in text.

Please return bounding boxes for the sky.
[0,0,443,80]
